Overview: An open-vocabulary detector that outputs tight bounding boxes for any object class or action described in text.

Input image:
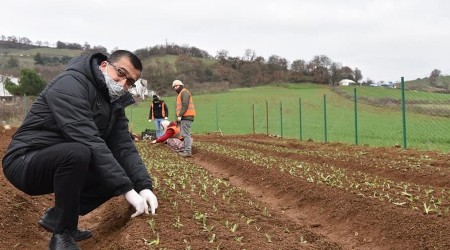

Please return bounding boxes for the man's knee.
[64,143,92,167]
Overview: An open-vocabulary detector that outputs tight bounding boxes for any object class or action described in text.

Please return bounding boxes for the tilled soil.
[0,129,448,249]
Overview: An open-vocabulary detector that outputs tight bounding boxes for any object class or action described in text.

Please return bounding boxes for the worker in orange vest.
[172,80,195,157]
[150,120,186,152]
[148,95,168,138]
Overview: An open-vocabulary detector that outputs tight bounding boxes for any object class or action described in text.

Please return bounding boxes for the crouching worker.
[2,50,158,250]
[151,120,191,153]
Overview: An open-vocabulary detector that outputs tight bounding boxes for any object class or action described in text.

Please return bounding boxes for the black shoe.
[39,208,92,241]
[49,230,80,250]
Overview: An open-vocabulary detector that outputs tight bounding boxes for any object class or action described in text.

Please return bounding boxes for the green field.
[337,85,450,101]
[0,47,84,69]
[126,83,450,152]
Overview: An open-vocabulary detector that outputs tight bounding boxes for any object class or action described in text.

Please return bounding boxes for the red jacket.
[155,122,182,143]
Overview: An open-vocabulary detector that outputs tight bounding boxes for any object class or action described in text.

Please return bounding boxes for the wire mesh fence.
[190,82,450,152]
[3,82,450,152]
[0,95,32,128]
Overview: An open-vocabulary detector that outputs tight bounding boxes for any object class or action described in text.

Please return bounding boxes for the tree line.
[135,45,364,95]
[2,34,447,96]
[2,36,367,96]
[0,34,107,53]
[5,34,445,97]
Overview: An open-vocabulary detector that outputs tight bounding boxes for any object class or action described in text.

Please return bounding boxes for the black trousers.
[14,142,114,233]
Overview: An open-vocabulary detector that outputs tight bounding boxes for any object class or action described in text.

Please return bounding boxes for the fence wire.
[3,84,450,152]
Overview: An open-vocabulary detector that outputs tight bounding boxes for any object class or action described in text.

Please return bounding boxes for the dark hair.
[108,50,143,71]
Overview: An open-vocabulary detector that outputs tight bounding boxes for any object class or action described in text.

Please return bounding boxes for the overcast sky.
[1,0,449,83]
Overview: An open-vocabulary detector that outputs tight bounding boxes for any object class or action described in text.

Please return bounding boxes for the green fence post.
[354,88,358,145]
[299,97,303,141]
[266,101,269,135]
[401,76,407,149]
[323,94,327,142]
[216,102,219,131]
[252,104,255,134]
[280,101,283,138]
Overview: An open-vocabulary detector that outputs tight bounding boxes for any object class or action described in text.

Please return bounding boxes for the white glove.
[139,189,158,215]
[151,140,157,144]
[177,117,182,122]
[164,117,168,120]
[124,189,148,217]
[148,119,152,122]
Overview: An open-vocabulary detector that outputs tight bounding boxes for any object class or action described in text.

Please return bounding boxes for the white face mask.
[103,64,127,102]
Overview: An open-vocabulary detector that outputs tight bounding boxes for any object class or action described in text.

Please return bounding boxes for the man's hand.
[151,140,157,144]
[124,189,148,217]
[139,189,158,215]
[148,119,152,122]
[177,117,182,122]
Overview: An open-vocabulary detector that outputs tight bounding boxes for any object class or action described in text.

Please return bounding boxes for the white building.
[338,79,356,86]
[0,75,19,97]
[129,78,149,100]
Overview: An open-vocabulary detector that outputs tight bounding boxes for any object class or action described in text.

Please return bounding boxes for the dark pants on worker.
[3,142,114,233]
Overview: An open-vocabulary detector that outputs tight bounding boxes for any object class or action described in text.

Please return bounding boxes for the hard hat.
[172,80,183,87]
[161,120,170,131]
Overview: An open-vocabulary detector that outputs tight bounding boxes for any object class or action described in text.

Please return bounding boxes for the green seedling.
[265,233,272,243]
[147,219,157,233]
[208,233,216,243]
[143,233,160,246]
[173,216,184,228]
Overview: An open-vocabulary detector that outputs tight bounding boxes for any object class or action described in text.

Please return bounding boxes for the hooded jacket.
[149,99,168,119]
[2,52,152,195]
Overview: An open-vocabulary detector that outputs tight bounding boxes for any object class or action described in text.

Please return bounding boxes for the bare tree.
[430,69,441,78]
[267,55,288,70]
[243,49,256,62]
[340,66,354,80]
[429,69,441,87]
[18,37,32,45]
[354,68,362,83]
[329,62,342,85]
[307,55,332,84]
[83,42,91,50]
[7,36,17,42]
[216,50,229,65]
[291,59,307,74]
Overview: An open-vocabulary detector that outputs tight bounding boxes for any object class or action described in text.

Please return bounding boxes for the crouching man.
[2,50,158,250]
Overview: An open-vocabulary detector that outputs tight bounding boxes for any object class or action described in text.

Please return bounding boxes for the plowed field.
[0,129,449,249]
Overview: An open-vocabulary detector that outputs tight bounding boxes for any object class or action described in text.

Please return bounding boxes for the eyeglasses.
[107,61,137,88]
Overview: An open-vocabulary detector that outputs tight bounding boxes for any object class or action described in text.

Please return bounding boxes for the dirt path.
[192,155,361,249]
[191,134,450,249]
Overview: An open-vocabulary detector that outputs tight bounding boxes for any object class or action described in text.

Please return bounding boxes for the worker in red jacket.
[151,120,187,152]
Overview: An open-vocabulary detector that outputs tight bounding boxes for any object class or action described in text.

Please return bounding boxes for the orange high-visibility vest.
[168,124,183,140]
[150,101,166,119]
[176,89,196,117]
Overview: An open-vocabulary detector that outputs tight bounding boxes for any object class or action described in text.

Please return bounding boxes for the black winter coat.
[2,52,152,196]
[149,100,168,119]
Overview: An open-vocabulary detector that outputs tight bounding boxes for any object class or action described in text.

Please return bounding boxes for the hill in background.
[405,75,450,93]
[1,40,449,94]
